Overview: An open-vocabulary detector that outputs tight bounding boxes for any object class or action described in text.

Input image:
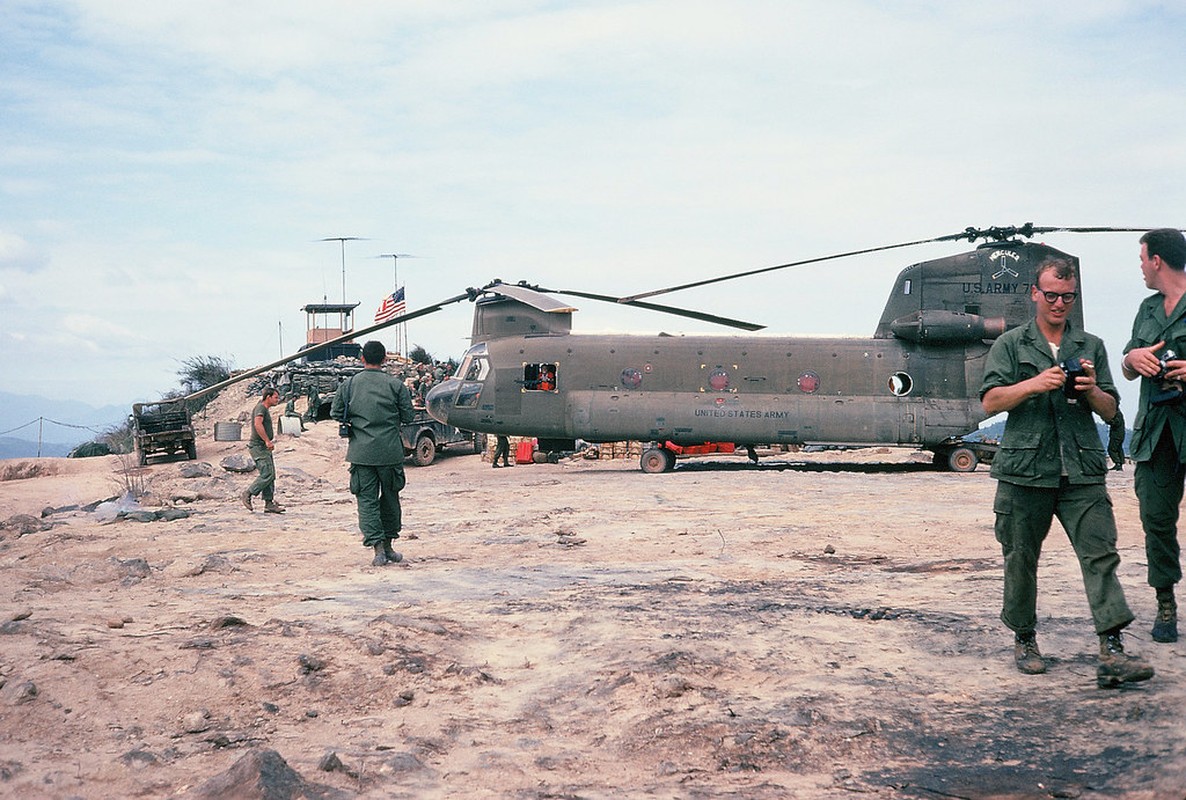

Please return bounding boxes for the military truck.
[131,401,196,466]
[308,386,481,467]
[403,409,485,466]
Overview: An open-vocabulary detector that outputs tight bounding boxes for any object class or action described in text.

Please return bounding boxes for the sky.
[1,0,1184,425]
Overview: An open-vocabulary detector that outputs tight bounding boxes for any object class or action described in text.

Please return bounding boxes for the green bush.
[175,355,234,412]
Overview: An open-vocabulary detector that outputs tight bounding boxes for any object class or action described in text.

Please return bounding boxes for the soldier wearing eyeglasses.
[980,256,1152,687]
[1121,227,1186,645]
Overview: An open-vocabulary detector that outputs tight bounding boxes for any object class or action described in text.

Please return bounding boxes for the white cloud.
[0,232,49,273]
[0,0,1183,415]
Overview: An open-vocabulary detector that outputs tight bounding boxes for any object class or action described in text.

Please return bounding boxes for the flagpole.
[379,253,409,357]
[376,252,427,358]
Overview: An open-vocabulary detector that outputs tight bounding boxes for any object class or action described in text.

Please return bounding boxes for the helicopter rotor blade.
[618,234,955,303]
[619,223,1164,304]
[181,290,477,404]
[482,280,764,330]
[937,223,1160,242]
[554,288,766,331]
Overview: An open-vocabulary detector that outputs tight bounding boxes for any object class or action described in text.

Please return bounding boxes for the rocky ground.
[0,387,1183,799]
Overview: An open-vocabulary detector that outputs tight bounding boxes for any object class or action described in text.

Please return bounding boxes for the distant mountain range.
[0,391,131,459]
[0,437,73,459]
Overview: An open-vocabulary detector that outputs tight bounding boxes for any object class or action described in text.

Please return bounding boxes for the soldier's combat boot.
[1014,631,1046,675]
[372,543,388,567]
[1152,588,1178,643]
[263,500,286,514]
[383,540,403,564]
[240,490,253,511]
[1097,631,1155,688]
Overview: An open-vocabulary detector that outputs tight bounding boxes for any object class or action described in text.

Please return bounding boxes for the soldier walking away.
[492,434,512,468]
[981,256,1153,688]
[331,341,417,566]
[241,388,285,514]
[1121,227,1186,644]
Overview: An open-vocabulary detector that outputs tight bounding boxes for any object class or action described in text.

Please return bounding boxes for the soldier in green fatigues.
[331,341,416,566]
[303,386,321,424]
[981,256,1152,687]
[1121,228,1186,644]
[241,387,285,513]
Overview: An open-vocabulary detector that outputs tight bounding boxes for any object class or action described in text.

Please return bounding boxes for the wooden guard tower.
[301,302,361,361]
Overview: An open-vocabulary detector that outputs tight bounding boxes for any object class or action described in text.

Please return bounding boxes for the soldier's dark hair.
[261,387,279,400]
[1033,256,1077,284]
[362,340,386,366]
[1140,228,1186,271]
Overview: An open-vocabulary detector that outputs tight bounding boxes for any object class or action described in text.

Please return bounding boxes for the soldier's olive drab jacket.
[1124,291,1186,463]
[330,368,416,466]
[980,319,1116,487]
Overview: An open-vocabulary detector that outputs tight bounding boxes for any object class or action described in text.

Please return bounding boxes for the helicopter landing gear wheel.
[640,447,674,474]
[945,446,979,473]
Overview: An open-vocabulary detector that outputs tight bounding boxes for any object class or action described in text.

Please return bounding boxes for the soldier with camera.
[981,256,1152,687]
[331,341,417,566]
[1121,227,1186,644]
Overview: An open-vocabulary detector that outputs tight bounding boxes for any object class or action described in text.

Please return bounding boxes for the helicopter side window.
[523,362,558,392]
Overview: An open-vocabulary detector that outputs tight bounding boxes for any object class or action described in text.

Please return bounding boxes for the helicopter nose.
[425,379,457,424]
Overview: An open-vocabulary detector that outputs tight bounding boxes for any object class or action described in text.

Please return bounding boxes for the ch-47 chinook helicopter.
[420,223,1144,474]
[167,223,1138,473]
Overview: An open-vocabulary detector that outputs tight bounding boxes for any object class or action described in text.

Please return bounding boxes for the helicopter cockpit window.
[456,381,483,408]
[463,357,489,381]
[456,345,490,382]
[524,362,558,392]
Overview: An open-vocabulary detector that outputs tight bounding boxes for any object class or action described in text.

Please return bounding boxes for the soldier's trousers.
[993,479,1134,635]
[1134,428,1185,590]
[247,446,275,502]
[349,463,406,547]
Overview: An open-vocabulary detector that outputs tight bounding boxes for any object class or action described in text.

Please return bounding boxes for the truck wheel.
[412,434,436,466]
[640,448,671,474]
[185,441,197,460]
[472,433,487,455]
[947,446,978,473]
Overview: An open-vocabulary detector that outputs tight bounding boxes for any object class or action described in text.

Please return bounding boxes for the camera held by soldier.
[1151,348,1185,407]
[1059,357,1087,403]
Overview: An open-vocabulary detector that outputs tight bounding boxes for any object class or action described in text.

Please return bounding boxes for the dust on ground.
[1,389,1182,799]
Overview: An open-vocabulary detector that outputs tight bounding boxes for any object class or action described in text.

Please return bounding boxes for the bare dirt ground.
[1,388,1183,799]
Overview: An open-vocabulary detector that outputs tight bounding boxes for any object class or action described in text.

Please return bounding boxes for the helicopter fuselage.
[425,239,1083,466]
[428,331,987,448]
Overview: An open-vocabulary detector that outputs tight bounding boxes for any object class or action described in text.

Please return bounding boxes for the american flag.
[374,287,406,323]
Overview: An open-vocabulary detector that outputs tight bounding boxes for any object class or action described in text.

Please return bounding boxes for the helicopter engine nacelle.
[889,310,1006,345]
